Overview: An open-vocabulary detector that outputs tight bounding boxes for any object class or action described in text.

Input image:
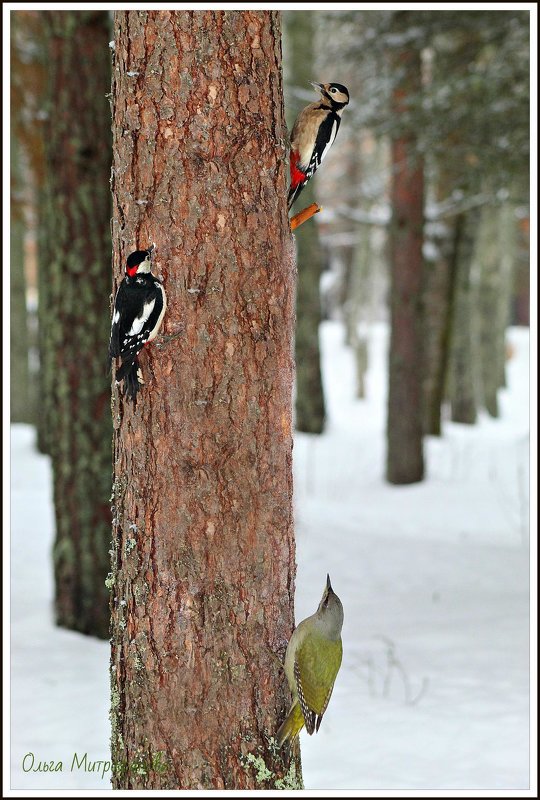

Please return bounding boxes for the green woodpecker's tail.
[277,702,305,747]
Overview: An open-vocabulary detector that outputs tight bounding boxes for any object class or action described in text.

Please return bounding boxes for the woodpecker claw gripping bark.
[287,82,350,212]
[109,246,167,405]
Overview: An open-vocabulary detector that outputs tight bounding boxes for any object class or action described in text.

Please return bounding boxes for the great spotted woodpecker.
[109,246,167,404]
[287,82,350,211]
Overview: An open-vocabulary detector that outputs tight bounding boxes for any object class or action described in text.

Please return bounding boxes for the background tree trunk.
[422,228,453,436]
[423,211,462,434]
[494,202,517,388]
[292,177,327,433]
[348,217,375,401]
[474,203,515,416]
[513,216,529,326]
[10,130,33,424]
[11,10,50,452]
[339,154,362,348]
[284,12,326,434]
[422,160,458,437]
[41,10,113,638]
[448,209,479,424]
[338,145,373,401]
[386,33,425,485]
[36,181,56,455]
[109,10,300,789]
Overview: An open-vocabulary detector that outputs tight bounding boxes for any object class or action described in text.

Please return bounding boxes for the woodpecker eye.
[330,88,337,93]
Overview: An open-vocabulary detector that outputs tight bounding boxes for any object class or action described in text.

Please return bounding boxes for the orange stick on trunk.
[290,203,321,231]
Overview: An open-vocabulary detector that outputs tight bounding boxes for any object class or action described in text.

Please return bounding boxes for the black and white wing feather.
[108,281,128,362]
[109,276,165,364]
[305,112,341,182]
[109,274,166,403]
[294,659,317,735]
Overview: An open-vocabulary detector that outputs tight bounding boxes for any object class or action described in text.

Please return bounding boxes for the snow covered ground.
[9,322,531,791]
[295,323,531,791]
[10,427,111,791]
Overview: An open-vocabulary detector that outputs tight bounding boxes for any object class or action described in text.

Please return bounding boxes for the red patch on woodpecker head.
[290,149,307,191]
[126,265,138,277]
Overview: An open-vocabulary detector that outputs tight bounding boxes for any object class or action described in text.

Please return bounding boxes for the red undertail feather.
[290,149,306,191]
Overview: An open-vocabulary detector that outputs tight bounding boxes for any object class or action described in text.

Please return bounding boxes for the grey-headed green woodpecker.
[277,574,343,746]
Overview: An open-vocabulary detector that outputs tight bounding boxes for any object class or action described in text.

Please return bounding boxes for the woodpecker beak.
[310,82,324,93]
[326,573,332,592]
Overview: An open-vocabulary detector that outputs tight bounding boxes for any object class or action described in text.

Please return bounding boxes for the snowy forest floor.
[10,322,531,791]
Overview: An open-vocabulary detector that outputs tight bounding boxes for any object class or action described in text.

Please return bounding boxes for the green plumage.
[277,575,344,746]
[296,632,342,713]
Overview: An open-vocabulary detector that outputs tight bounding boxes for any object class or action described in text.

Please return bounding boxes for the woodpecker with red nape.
[287,82,350,212]
[109,245,167,404]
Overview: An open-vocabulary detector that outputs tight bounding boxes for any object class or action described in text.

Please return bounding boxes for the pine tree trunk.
[513,216,529,326]
[422,29,485,437]
[109,10,300,789]
[342,242,357,346]
[340,155,362,348]
[422,195,458,436]
[350,217,375,400]
[475,204,514,417]
[41,10,113,638]
[293,179,326,433]
[337,140,371,398]
[495,203,516,389]
[284,12,325,434]
[386,37,425,485]
[10,10,49,453]
[36,186,52,454]
[10,131,33,424]
[423,255,451,435]
[448,209,479,424]
[423,212,462,434]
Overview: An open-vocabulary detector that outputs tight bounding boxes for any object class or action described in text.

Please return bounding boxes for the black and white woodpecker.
[108,245,167,404]
[287,82,350,212]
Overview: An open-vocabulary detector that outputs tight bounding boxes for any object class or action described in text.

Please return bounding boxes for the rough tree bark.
[41,10,113,637]
[109,10,300,789]
[386,34,425,485]
[284,11,326,434]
